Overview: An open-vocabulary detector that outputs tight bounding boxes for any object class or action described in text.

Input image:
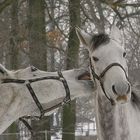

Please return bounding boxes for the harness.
[2,70,71,133]
[89,59,129,105]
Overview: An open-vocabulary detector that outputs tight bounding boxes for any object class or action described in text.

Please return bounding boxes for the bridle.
[1,70,71,133]
[89,59,129,105]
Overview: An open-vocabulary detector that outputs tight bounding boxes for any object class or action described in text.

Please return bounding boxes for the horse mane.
[131,85,140,109]
[91,33,110,50]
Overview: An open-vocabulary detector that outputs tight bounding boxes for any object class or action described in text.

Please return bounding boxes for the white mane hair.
[0,65,94,134]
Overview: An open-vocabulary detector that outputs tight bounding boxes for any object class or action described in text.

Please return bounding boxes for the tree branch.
[100,0,140,8]
[119,3,140,8]
[0,0,16,14]
[45,1,68,39]
[122,10,140,20]
[125,8,140,37]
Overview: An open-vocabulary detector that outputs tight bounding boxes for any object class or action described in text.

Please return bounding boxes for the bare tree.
[27,0,48,139]
[62,0,80,140]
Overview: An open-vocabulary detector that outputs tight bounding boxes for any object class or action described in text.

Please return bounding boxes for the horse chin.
[116,99,128,105]
[115,94,131,104]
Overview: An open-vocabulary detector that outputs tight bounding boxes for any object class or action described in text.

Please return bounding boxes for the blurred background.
[0,0,140,139]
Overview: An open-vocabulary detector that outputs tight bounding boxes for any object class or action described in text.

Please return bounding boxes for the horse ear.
[76,27,92,49]
[78,71,91,80]
[110,25,122,44]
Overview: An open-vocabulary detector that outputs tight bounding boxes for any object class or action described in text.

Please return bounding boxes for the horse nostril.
[112,85,117,95]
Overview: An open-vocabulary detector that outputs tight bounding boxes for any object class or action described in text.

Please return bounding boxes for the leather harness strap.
[2,71,71,133]
[2,71,71,118]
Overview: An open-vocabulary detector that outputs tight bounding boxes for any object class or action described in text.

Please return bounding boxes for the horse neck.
[95,87,131,140]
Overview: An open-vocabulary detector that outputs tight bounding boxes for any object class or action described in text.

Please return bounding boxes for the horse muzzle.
[112,81,131,104]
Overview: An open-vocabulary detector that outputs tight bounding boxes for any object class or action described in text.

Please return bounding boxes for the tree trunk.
[3,1,19,140]
[8,0,19,70]
[27,0,49,140]
[66,0,80,69]
[28,0,47,70]
[47,0,55,72]
[0,1,20,140]
[62,0,80,140]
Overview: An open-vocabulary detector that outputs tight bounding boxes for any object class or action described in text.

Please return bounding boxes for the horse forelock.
[90,33,110,51]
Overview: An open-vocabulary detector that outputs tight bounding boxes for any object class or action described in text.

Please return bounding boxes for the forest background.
[0,0,140,140]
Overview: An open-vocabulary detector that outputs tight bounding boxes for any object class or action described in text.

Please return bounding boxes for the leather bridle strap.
[99,63,128,80]
[2,71,71,118]
[90,59,128,105]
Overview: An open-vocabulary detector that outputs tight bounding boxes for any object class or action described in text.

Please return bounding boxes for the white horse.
[0,65,93,134]
[76,26,140,140]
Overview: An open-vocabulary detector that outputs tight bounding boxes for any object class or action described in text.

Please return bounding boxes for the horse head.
[76,26,131,105]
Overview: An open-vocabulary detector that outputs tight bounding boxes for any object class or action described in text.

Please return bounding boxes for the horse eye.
[123,52,126,57]
[92,56,99,62]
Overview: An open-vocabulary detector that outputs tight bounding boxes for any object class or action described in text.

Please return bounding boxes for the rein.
[90,59,128,105]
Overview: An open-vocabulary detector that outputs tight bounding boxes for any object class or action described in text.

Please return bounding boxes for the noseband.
[90,59,129,105]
